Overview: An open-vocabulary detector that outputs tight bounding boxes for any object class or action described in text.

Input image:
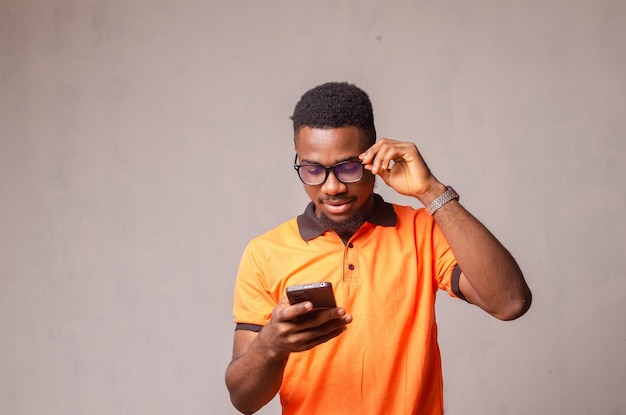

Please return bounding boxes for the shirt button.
[348,243,354,248]
[348,264,355,270]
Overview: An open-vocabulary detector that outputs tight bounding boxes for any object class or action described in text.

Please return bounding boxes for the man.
[225,82,532,414]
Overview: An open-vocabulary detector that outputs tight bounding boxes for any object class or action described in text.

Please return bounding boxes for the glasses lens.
[299,165,326,185]
[334,161,364,183]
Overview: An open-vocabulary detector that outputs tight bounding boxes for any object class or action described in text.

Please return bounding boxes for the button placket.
[343,240,358,282]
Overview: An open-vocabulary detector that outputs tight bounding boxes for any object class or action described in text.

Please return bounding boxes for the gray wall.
[1,1,624,414]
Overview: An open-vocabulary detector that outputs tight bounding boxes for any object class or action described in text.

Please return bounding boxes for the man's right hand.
[256,296,353,359]
[225,297,352,414]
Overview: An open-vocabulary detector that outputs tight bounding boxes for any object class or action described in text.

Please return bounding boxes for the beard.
[319,209,366,240]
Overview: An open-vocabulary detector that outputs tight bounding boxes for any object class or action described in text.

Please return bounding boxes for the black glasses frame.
[293,154,365,185]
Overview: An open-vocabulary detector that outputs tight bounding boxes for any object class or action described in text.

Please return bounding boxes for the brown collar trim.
[296,194,397,242]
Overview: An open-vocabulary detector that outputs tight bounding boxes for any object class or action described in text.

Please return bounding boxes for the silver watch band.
[426,186,459,215]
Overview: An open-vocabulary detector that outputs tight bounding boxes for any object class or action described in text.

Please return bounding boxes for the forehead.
[295,126,366,163]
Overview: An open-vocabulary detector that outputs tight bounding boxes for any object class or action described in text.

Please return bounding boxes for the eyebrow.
[299,155,361,165]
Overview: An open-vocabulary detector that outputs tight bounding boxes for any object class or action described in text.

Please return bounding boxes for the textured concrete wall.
[1,1,625,414]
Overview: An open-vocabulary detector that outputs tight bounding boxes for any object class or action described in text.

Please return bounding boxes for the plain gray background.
[1,1,625,414]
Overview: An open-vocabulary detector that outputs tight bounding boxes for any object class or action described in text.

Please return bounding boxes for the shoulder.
[244,217,301,255]
[391,202,432,226]
[254,217,300,241]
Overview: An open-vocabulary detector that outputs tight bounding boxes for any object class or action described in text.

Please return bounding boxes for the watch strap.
[426,186,459,215]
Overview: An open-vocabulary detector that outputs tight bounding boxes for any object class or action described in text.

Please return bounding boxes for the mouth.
[321,198,353,215]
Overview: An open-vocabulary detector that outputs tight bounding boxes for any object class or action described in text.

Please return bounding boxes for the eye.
[301,165,325,176]
[336,161,362,174]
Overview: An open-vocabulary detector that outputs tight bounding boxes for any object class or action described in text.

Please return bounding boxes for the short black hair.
[291,82,376,147]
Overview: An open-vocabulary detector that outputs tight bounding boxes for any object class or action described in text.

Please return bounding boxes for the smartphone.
[286,282,337,310]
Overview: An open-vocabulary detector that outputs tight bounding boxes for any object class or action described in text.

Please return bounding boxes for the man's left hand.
[359,138,442,201]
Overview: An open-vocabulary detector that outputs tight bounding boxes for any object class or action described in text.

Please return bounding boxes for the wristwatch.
[426,186,459,215]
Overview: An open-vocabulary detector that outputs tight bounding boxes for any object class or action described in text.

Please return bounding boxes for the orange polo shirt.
[233,194,461,415]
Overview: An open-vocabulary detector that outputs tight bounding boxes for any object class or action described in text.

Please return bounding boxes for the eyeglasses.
[293,154,365,185]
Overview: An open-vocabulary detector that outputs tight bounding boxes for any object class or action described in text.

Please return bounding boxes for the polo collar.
[297,193,397,242]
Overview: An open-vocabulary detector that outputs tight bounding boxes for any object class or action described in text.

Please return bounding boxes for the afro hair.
[291,82,376,147]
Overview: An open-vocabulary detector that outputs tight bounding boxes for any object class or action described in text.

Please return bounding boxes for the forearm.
[360,139,530,319]
[419,183,531,320]
[225,299,352,413]
[225,336,289,414]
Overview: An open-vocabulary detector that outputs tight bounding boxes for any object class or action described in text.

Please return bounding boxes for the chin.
[324,211,354,223]
[319,209,366,235]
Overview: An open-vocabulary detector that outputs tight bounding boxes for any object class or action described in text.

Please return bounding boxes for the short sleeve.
[232,239,276,326]
[431,219,461,298]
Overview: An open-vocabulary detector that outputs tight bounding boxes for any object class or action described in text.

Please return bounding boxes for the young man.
[225,82,532,414]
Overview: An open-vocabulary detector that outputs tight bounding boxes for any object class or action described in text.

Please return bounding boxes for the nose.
[321,170,347,195]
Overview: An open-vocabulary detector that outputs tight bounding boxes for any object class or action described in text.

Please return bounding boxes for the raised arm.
[418,184,531,320]
[360,139,532,320]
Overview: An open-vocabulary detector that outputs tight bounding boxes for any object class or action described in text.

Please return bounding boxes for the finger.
[295,307,349,327]
[359,138,393,165]
[371,148,396,174]
[277,301,313,322]
[375,166,392,183]
[372,141,406,173]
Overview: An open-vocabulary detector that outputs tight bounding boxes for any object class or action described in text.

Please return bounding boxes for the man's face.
[295,126,375,224]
